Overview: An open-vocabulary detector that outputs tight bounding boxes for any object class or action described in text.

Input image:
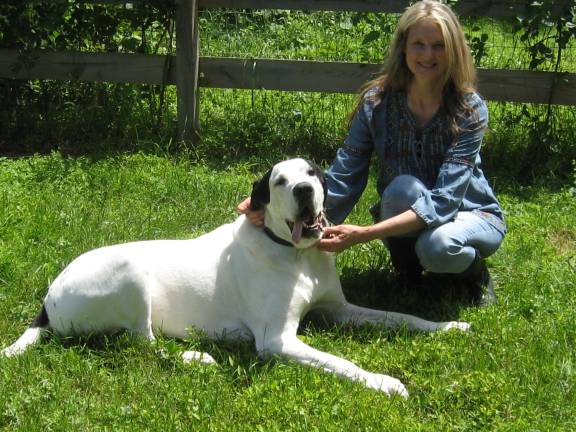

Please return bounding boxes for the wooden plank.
[1,50,575,105]
[175,0,200,145]
[478,69,576,105]
[0,49,173,84]
[199,57,576,106]
[198,57,380,93]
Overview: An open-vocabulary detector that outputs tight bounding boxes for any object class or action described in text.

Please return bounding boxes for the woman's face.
[404,19,448,85]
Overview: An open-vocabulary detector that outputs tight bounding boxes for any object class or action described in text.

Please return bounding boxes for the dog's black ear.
[250,168,272,211]
[306,159,328,204]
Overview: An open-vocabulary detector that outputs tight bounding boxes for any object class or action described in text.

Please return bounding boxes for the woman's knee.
[380,175,426,219]
[416,229,470,274]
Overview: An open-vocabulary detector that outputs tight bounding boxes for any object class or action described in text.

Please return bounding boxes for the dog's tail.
[1,304,50,358]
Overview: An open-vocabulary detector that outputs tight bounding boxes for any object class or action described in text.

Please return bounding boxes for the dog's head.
[250,158,327,249]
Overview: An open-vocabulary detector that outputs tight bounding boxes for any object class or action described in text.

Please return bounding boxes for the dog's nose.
[293,183,313,202]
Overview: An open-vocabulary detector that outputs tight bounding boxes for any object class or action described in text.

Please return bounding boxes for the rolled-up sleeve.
[325,101,375,224]
[411,95,488,227]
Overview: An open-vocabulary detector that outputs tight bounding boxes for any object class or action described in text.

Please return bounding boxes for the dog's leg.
[131,298,155,342]
[318,302,470,332]
[256,332,408,397]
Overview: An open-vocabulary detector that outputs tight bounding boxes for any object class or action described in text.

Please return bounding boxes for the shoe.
[461,252,497,307]
[387,238,424,296]
[387,237,423,276]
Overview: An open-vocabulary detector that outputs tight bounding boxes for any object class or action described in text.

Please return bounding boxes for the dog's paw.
[363,373,409,398]
[181,350,217,365]
[438,321,470,332]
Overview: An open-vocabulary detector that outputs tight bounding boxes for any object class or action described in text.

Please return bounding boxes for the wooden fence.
[1,0,575,145]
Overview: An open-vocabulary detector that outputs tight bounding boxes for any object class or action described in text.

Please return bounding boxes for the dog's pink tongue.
[291,220,303,244]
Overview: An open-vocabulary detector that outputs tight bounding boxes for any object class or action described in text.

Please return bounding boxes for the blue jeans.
[377,175,505,274]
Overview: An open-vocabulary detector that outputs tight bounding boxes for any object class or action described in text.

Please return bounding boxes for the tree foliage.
[0,2,175,154]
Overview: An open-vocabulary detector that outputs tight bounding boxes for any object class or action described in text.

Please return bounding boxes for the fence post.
[175,0,200,145]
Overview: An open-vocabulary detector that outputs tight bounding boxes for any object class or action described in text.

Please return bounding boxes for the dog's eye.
[307,169,316,176]
[274,176,287,186]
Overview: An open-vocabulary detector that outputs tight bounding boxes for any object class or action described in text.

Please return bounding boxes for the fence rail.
[1,0,575,144]
[3,50,574,106]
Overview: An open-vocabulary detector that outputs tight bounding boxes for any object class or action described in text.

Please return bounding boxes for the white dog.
[1,158,469,397]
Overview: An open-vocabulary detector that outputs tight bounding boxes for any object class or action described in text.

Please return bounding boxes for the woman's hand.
[316,224,369,252]
[237,197,265,227]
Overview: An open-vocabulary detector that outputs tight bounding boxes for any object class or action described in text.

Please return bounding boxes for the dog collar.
[263,226,294,248]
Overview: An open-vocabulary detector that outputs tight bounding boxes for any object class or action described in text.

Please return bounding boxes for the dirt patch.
[548,229,576,255]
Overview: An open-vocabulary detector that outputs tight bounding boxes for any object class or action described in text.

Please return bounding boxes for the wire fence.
[194,9,576,173]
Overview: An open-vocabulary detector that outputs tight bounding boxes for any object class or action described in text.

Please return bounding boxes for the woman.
[239,0,506,306]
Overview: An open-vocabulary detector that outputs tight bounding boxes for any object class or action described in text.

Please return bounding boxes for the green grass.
[0,152,575,431]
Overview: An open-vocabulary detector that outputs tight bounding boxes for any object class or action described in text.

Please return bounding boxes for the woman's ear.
[249,169,272,211]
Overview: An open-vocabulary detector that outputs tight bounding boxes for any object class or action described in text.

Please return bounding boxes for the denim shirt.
[325,89,506,234]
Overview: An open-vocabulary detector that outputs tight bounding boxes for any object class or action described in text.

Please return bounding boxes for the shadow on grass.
[337,266,473,323]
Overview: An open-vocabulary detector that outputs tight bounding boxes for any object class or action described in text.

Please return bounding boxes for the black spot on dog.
[305,159,327,204]
[32,304,50,328]
[250,168,272,211]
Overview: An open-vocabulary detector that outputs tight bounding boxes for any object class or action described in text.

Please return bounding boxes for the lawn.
[0,152,574,431]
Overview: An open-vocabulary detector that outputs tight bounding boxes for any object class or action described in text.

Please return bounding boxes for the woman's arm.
[325,94,378,224]
[316,209,425,252]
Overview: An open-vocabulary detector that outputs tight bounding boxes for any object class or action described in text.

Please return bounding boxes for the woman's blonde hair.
[350,0,478,136]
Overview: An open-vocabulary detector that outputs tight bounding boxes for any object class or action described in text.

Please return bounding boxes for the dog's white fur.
[1,158,469,397]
